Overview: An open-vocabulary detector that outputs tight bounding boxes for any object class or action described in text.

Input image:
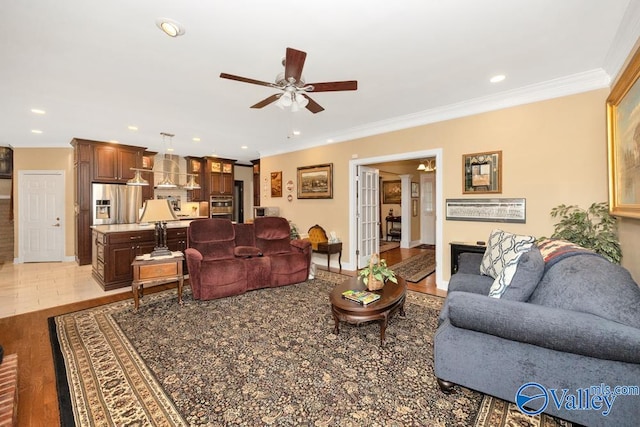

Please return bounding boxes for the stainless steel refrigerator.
[92,183,143,225]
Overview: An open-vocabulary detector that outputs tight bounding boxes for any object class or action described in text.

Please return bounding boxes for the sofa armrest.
[448,273,493,295]
[184,248,203,299]
[234,246,263,258]
[290,239,311,253]
[185,247,203,263]
[446,291,640,363]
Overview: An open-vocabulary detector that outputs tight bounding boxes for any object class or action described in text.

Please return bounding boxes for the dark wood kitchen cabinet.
[72,139,95,265]
[252,159,260,207]
[206,157,235,196]
[71,138,148,265]
[92,225,190,290]
[141,151,157,203]
[93,229,155,290]
[93,144,144,183]
[185,156,206,202]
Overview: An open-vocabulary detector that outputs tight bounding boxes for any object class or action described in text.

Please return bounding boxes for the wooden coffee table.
[330,276,407,346]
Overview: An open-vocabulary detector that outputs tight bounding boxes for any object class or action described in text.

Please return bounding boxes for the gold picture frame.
[382,180,402,204]
[463,151,502,194]
[271,171,282,197]
[297,163,333,199]
[607,44,640,218]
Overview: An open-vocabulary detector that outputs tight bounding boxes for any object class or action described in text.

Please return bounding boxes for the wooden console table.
[450,242,486,275]
[385,216,401,241]
[131,252,184,311]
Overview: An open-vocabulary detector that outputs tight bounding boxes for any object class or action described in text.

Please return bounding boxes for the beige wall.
[12,148,76,259]
[261,89,639,283]
[8,90,639,282]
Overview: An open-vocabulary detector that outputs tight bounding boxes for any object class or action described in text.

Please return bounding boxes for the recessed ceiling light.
[127,125,138,131]
[490,74,506,83]
[31,129,43,134]
[31,108,46,114]
[192,137,201,142]
[326,138,334,143]
[155,18,185,37]
[241,145,248,150]
[292,130,301,136]
[109,140,119,143]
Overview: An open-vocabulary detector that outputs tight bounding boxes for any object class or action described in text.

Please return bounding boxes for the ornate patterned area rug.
[49,270,570,426]
[389,250,436,282]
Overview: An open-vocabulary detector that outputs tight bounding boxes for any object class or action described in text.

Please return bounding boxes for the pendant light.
[126,169,149,186]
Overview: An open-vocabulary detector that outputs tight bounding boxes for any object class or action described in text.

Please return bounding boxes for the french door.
[357,165,380,268]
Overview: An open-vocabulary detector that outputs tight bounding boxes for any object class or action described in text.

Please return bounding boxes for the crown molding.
[603,0,640,82]
[260,69,611,158]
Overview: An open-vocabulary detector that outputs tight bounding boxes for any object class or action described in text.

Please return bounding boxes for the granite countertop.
[92,220,196,233]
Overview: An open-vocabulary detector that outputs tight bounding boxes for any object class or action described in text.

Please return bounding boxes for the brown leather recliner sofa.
[185,217,312,300]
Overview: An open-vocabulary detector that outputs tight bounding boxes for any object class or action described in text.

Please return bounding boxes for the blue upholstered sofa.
[434,238,640,427]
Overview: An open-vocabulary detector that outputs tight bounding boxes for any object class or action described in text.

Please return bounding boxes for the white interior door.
[357,165,380,268]
[19,171,65,262]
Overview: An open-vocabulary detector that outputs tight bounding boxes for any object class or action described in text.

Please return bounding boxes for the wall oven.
[210,196,233,220]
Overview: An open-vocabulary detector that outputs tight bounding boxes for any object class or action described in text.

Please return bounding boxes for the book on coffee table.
[341,289,381,305]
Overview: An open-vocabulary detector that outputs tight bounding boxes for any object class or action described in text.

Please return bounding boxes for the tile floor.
[0,261,129,318]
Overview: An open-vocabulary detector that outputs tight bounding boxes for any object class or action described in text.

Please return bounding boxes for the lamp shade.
[139,199,178,223]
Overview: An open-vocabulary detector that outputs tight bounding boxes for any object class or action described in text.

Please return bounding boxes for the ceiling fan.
[220,47,357,114]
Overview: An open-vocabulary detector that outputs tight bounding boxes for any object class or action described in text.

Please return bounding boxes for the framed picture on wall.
[607,44,640,218]
[271,171,282,197]
[382,180,402,204]
[411,182,419,198]
[463,151,502,194]
[297,163,333,199]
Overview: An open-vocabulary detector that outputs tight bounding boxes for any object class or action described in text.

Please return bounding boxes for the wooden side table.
[131,252,184,311]
[316,241,343,273]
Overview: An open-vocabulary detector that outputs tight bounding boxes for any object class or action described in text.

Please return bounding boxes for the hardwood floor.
[0,246,443,426]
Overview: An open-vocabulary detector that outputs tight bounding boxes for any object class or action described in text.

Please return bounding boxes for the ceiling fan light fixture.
[156,18,185,37]
[296,93,309,108]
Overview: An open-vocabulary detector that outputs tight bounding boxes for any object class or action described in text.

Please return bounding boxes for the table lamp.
[139,199,178,257]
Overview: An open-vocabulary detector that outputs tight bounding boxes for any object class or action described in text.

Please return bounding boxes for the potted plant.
[358,254,398,290]
[547,202,622,264]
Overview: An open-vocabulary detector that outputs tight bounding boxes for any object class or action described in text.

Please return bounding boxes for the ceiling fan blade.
[251,94,281,109]
[300,94,324,114]
[220,73,274,88]
[307,81,358,92]
[284,48,307,84]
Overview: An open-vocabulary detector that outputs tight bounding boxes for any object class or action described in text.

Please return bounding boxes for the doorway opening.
[349,149,444,290]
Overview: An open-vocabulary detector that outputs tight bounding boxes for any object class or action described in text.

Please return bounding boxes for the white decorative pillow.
[479,229,536,298]
[488,254,528,298]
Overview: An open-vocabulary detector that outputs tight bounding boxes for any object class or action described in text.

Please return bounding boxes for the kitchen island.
[92,220,199,291]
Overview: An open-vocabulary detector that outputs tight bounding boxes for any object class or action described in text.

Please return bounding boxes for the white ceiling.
[2,0,639,163]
